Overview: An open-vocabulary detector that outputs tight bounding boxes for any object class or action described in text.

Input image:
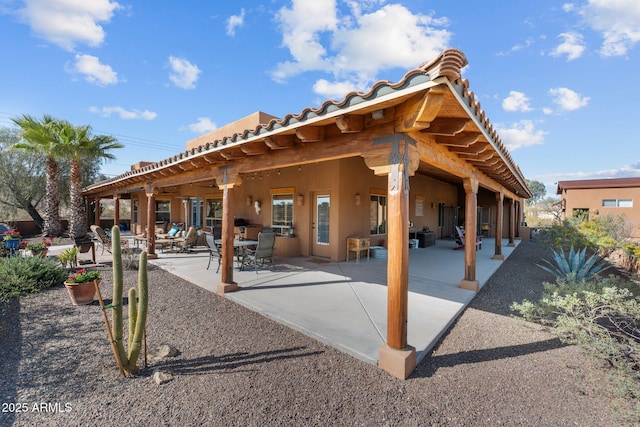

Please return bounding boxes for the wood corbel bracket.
[395,85,448,132]
[213,166,243,190]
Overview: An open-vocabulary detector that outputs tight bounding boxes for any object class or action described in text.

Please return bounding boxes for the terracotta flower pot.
[64,279,100,305]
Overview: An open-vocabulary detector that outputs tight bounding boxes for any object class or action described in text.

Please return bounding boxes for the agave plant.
[537,246,611,281]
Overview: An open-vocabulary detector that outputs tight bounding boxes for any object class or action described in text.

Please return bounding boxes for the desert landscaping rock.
[0,241,632,426]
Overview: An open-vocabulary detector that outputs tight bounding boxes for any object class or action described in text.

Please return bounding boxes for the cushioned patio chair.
[175,226,197,253]
[90,225,112,254]
[241,231,276,272]
[204,231,222,272]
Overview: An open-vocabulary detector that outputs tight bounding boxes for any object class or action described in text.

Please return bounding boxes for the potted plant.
[26,237,53,257]
[64,268,101,305]
[3,230,21,252]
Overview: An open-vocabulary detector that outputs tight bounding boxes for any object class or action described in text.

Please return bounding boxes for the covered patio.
[147,237,519,366]
[83,48,531,378]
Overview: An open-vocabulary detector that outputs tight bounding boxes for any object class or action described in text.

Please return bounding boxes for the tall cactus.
[110,226,148,375]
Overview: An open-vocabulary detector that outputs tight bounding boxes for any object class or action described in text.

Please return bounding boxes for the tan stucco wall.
[185,112,280,151]
[563,187,640,238]
[125,157,465,261]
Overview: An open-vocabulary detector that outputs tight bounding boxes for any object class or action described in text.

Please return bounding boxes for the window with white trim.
[155,200,171,223]
[370,192,387,235]
[271,188,294,234]
[602,199,633,208]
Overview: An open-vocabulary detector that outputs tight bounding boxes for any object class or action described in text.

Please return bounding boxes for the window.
[272,192,293,234]
[602,199,633,208]
[155,200,171,223]
[205,197,223,229]
[132,199,138,224]
[370,193,387,235]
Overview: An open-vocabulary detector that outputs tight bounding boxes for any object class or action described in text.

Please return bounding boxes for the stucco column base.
[492,254,505,260]
[460,279,479,292]
[217,282,238,296]
[507,242,516,247]
[378,344,416,380]
[147,253,158,260]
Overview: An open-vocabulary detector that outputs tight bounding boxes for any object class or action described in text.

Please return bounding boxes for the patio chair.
[204,231,222,272]
[241,231,276,272]
[175,226,197,253]
[454,226,481,251]
[74,237,96,264]
[90,225,112,254]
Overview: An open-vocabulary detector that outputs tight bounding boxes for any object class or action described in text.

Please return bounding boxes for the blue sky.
[1,0,639,197]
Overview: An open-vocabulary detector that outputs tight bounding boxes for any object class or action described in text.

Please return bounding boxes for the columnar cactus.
[110,225,148,375]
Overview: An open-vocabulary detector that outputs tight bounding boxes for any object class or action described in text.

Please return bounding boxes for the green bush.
[512,276,640,415]
[0,256,68,301]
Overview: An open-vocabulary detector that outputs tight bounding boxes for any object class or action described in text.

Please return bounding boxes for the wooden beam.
[264,134,296,149]
[336,114,365,133]
[394,86,447,132]
[219,146,246,160]
[422,117,469,136]
[295,126,325,142]
[448,141,489,155]
[436,131,481,147]
[240,140,270,156]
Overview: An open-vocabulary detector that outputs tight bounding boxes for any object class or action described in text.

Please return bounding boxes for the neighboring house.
[557,177,640,238]
[83,49,531,378]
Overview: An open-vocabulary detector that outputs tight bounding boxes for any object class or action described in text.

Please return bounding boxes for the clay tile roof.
[83,48,530,197]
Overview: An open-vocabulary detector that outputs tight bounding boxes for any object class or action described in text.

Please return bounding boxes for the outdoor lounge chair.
[90,225,112,254]
[241,231,276,272]
[204,231,222,272]
[175,226,197,253]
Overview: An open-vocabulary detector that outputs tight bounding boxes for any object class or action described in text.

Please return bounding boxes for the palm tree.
[11,115,66,236]
[61,124,122,239]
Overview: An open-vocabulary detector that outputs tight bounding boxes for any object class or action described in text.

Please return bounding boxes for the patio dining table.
[215,239,259,269]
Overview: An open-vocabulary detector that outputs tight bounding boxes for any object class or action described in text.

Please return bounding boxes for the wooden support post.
[460,177,479,291]
[365,134,418,380]
[508,199,516,247]
[145,185,157,259]
[94,198,101,227]
[492,192,505,260]
[114,195,120,230]
[217,168,242,296]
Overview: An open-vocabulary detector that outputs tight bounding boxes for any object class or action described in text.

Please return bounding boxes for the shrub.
[536,246,611,281]
[512,276,640,415]
[0,256,68,301]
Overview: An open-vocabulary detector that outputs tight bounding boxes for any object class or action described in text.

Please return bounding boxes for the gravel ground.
[0,241,632,426]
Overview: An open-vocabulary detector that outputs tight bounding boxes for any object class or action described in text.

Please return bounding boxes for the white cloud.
[312,79,359,100]
[562,3,576,13]
[187,117,217,133]
[69,54,118,86]
[548,87,590,111]
[502,91,532,112]
[17,0,122,51]
[89,106,156,120]
[550,32,585,60]
[273,1,451,96]
[495,120,547,151]
[580,0,640,56]
[226,8,245,36]
[168,56,201,89]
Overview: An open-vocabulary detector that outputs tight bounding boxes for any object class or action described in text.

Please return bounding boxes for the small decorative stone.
[147,344,178,363]
[153,370,174,385]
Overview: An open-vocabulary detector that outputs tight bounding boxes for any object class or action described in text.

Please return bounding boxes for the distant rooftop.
[557,177,640,194]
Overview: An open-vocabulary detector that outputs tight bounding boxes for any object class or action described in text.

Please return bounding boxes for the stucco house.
[557,177,640,238]
[83,48,531,378]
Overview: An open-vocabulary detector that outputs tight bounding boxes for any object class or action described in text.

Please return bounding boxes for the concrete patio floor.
[143,237,519,366]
